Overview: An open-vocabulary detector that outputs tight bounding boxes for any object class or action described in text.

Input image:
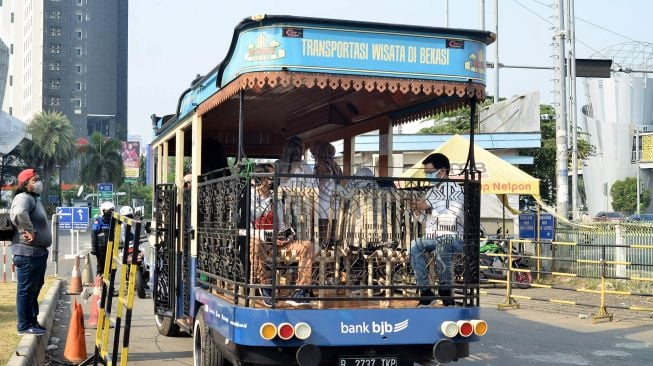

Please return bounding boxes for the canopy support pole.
[237,90,244,163]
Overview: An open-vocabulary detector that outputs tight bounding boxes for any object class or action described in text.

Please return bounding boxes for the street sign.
[72,207,89,231]
[56,207,73,230]
[98,183,113,192]
[97,183,114,202]
[519,213,555,240]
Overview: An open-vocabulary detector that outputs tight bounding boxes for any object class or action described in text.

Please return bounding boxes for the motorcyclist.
[92,201,114,276]
[119,205,135,248]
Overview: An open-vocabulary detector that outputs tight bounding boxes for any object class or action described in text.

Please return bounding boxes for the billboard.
[122,141,140,182]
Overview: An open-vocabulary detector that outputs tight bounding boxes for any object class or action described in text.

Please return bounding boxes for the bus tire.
[194,306,222,366]
[155,313,180,337]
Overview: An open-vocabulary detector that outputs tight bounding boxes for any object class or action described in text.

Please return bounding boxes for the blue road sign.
[56,207,72,230]
[72,207,89,230]
[519,213,555,240]
[98,183,113,192]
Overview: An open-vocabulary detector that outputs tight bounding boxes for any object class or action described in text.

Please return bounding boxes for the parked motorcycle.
[479,237,532,289]
[119,222,150,299]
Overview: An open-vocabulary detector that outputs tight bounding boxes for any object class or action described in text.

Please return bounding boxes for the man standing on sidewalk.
[91,201,114,276]
[10,168,51,336]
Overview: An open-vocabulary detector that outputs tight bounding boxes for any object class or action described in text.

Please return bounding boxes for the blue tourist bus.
[148,15,494,366]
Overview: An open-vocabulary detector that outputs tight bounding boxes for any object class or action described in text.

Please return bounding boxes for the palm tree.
[79,132,124,187]
[20,111,76,200]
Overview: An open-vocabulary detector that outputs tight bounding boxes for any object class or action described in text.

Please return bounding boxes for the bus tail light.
[260,322,277,340]
[278,322,295,340]
[471,320,488,336]
[456,320,473,337]
[294,322,312,340]
[440,321,458,338]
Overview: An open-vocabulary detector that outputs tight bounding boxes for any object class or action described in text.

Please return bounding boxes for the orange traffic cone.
[67,256,83,295]
[87,275,102,328]
[81,253,94,286]
[63,299,88,363]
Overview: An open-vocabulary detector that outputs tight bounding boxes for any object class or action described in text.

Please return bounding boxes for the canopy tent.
[402,134,540,198]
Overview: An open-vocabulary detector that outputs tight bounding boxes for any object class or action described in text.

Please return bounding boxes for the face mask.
[425,172,437,179]
[32,181,43,194]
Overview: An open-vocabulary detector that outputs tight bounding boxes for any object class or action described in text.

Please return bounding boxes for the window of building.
[11,12,14,23]
[48,62,61,71]
[49,44,61,54]
[50,10,61,19]
[76,0,84,5]
[50,27,61,37]
[50,79,61,89]
[75,64,83,73]
[75,47,83,56]
[75,30,83,39]
[8,107,12,116]
[76,12,83,22]
[9,43,12,54]
[74,81,82,91]
[49,96,61,106]
[9,75,12,86]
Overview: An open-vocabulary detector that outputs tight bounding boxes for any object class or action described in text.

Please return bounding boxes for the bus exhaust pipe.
[296,344,321,366]
[433,339,457,364]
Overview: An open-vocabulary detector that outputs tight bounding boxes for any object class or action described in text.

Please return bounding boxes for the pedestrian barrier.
[80,212,140,366]
[2,242,15,282]
[492,231,653,323]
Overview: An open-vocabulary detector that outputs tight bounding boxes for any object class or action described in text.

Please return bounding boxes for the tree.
[610,177,650,214]
[19,111,76,201]
[418,97,494,134]
[79,132,124,187]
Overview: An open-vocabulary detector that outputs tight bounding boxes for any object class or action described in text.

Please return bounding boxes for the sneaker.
[17,327,46,336]
[259,288,273,308]
[286,289,312,307]
[417,289,437,307]
[33,322,46,331]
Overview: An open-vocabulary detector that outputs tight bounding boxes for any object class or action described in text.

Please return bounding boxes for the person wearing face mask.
[92,201,115,276]
[408,153,464,307]
[10,168,51,336]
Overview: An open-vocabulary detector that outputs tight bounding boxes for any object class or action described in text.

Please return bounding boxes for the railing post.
[592,241,613,323]
[497,239,519,310]
[51,214,60,277]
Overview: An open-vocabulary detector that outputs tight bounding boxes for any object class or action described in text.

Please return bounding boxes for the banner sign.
[519,213,555,240]
[122,141,141,181]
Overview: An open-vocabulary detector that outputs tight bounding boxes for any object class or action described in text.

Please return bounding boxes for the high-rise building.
[0,0,128,181]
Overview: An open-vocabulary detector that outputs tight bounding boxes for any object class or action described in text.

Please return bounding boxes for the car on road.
[626,213,653,222]
[593,211,625,223]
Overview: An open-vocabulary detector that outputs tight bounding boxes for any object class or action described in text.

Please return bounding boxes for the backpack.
[0,196,38,241]
[0,213,16,241]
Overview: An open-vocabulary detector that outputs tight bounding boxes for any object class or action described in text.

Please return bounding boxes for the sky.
[127,0,653,143]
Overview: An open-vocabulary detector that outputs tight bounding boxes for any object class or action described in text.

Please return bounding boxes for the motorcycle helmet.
[100,201,115,214]
[120,205,134,217]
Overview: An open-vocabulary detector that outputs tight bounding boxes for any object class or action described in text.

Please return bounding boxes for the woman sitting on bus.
[250,163,313,307]
[310,140,342,248]
[276,136,314,188]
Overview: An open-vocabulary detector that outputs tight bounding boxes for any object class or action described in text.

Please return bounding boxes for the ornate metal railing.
[153,183,177,316]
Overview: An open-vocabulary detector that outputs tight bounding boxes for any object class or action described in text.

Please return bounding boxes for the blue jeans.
[410,236,463,291]
[13,254,48,331]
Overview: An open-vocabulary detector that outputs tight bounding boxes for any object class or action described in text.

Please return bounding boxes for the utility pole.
[480,0,485,30]
[555,0,569,218]
[445,0,449,27]
[636,128,641,214]
[493,0,499,102]
[568,0,579,220]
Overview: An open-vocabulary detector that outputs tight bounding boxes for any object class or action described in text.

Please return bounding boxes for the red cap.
[17,169,37,185]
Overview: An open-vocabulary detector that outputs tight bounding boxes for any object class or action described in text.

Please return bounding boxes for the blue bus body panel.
[195,288,480,347]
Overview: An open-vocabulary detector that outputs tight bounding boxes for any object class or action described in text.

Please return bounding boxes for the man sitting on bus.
[251,163,314,307]
[409,153,464,307]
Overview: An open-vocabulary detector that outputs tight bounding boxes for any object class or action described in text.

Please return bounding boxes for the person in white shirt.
[409,153,464,307]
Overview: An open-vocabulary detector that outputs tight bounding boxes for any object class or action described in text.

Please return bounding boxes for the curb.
[7,277,64,366]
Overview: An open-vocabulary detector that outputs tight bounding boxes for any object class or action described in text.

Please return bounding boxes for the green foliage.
[417,97,494,134]
[79,132,124,187]
[116,182,153,218]
[19,111,76,200]
[610,177,651,214]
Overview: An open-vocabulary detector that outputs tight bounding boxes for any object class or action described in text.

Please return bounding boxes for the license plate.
[338,356,399,366]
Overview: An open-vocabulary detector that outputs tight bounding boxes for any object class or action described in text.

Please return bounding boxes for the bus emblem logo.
[245,34,286,62]
[340,319,409,336]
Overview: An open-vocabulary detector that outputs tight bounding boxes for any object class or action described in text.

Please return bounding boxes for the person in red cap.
[10,168,51,336]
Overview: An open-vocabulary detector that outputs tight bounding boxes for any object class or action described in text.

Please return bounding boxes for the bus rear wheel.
[194,306,223,366]
[155,313,180,336]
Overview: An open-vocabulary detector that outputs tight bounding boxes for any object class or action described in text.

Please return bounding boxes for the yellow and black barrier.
[81,212,141,365]
[493,238,653,323]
